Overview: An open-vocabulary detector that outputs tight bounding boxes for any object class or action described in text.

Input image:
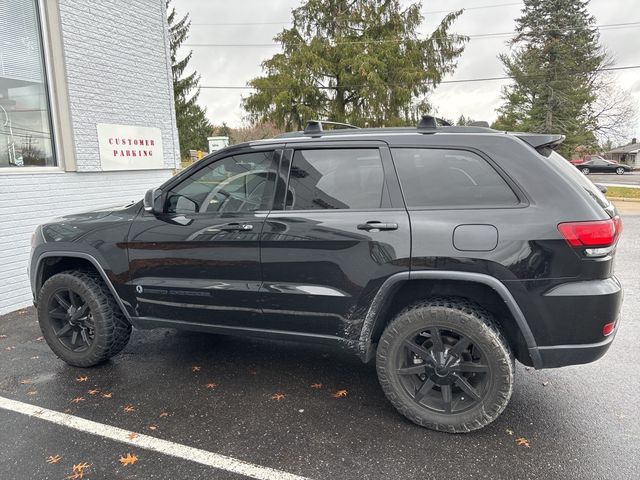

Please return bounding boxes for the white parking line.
[0,396,309,480]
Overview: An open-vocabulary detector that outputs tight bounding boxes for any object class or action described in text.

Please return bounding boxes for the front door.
[126,147,281,328]
[260,144,411,339]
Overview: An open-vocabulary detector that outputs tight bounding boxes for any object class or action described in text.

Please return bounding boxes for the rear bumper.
[528,276,622,369]
[530,329,618,368]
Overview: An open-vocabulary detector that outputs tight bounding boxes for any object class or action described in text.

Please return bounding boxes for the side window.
[286,149,387,210]
[392,148,519,208]
[165,151,278,214]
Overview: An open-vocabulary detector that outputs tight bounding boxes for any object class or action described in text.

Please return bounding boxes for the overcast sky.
[176,0,640,141]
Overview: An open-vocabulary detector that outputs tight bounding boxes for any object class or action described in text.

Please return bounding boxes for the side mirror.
[143,188,163,214]
[594,183,608,194]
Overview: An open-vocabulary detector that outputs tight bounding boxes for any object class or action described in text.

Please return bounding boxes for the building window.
[0,0,55,168]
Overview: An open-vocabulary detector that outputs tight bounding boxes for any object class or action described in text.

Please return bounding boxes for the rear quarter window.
[391,148,519,208]
[544,151,611,210]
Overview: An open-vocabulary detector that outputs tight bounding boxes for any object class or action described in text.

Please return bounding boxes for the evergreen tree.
[244,1,467,130]
[167,1,212,158]
[492,0,606,156]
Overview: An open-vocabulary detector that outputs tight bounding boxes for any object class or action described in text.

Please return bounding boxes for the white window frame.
[0,0,75,175]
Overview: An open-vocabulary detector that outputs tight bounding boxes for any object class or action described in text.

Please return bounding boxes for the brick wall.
[58,0,180,170]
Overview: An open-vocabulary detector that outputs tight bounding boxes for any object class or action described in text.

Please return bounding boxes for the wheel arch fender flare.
[358,271,542,368]
[34,251,132,321]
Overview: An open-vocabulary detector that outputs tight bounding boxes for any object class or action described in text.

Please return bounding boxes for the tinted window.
[287,149,386,210]
[166,151,278,214]
[546,150,610,209]
[392,148,518,207]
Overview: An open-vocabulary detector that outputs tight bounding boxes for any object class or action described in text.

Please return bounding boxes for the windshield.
[545,151,611,211]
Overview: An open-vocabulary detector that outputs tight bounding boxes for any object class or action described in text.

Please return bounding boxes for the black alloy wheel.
[37,270,132,367]
[376,298,514,432]
[47,288,95,352]
[397,327,490,415]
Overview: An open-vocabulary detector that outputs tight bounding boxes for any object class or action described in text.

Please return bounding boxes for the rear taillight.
[557,216,621,257]
[602,320,617,337]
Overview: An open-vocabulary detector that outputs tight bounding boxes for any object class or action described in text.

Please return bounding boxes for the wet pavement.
[0,204,638,480]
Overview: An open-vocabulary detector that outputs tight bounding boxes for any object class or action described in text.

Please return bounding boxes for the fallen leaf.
[30,356,39,360]
[72,462,91,473]
[34,410,44,416]
[87,389,99,395]
[249,369,257,375]
[65,472,84,480]
[515,437,531,448]
[206,383,218,389]
[76,376,88,383]
[102,392,113,399]
[0,334,7,339]
[148,425,158,431]
[310,383,323,389]
[46,454,62,464]
[128,432,138,440]
[27,390,38,396]
[332,389,348,398]
[506,428,514,436]
[191,366,201,372]
[36,336,44,341]
[123,405,136,413]
[70,397,85,404]
[63,409,72,414]
[119,453,138,466]
[19,379,31,385]
[542,381,549,387]
[271,393,286,401]
[159,411,170,418]
[6,346,15,351]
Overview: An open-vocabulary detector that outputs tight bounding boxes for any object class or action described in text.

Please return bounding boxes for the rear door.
[259,142,410,338]
[126,146,281,328]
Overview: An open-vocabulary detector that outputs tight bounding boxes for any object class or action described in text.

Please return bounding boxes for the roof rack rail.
[304,120,360,135]
[417,115,452,131]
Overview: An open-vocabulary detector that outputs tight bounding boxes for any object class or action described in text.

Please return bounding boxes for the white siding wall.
[0,0,180,314]
[0,170,173,314]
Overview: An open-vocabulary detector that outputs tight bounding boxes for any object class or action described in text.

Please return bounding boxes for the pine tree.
[167,1,212,158]
[244,1,467,130]
[492,0,606,156]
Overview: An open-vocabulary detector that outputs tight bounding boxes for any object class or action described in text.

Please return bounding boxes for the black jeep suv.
[29,117,623,432]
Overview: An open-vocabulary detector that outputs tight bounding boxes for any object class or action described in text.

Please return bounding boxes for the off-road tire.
[376,297,514,433]
[37,270,132,367]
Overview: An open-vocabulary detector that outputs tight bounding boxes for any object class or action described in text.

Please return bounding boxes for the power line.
[199,64,640,90]
[191,2,524,26]
[184,21,640,48]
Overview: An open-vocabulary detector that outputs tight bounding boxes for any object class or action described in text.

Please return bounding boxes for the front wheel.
[616,167,625,175]
[581,167,590,175]
[37,270,132,367]
[376,298,514,433]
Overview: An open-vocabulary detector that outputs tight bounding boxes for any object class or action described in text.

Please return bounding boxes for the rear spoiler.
[513,133,566,156]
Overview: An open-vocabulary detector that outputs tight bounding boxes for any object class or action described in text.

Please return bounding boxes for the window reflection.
[0,0,55,167]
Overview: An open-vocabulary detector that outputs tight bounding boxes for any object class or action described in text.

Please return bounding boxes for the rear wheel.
[616,167,625,175]
[581,167,590,175]
[37,270,132,367]
[376,297,514,433]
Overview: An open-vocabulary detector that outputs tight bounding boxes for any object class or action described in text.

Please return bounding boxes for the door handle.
[357,221,398,231]
[220,223,254,232]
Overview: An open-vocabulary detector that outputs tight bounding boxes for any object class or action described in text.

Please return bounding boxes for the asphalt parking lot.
[1,202,639,480]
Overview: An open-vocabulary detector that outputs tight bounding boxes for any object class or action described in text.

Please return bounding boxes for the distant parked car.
[576,157,631,175]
